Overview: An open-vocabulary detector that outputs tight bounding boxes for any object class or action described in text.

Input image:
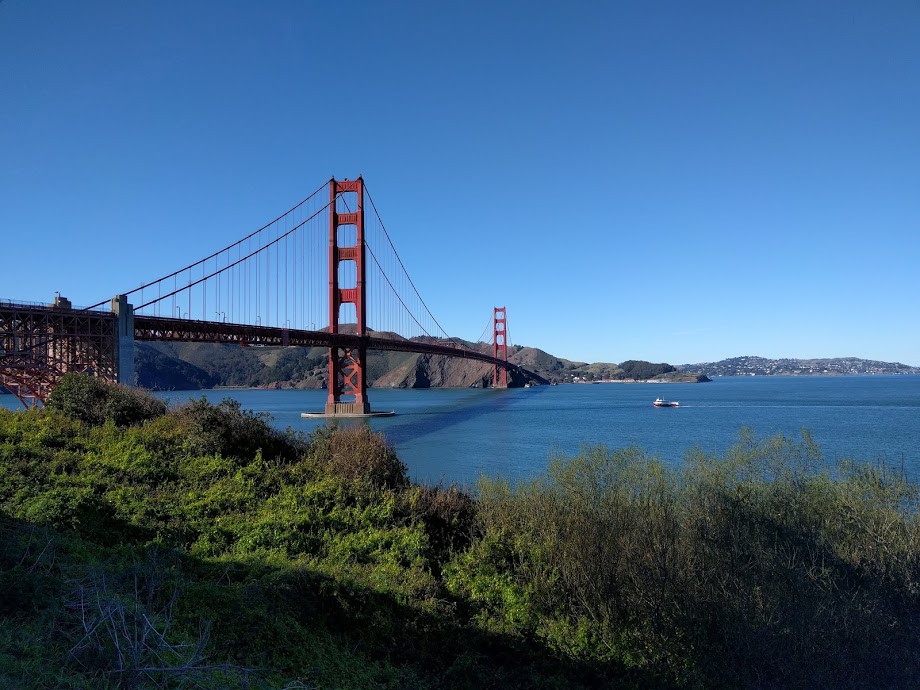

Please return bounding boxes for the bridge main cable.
[82,180,331,311]
[132,196,338,311]
[364,182,470,350]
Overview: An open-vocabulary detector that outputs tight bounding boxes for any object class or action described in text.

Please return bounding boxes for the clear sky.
[2,1,918,366]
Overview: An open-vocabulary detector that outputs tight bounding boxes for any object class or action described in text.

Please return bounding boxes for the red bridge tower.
[493,306,508,388]
[326,177,370,415]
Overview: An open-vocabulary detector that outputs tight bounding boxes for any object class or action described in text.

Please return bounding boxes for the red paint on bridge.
[0,178,524,408]
[326,177,370,415]
[493,306,508,388]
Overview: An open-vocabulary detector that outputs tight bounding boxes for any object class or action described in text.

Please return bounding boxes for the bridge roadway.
[134,315,518,370]
[1,302,521,405]
[0,302,515,372]
[134,315,517,371]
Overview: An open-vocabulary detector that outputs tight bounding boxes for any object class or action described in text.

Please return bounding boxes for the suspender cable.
[83,180,330,311]
[364,184,452,340]
[134,196,338,311]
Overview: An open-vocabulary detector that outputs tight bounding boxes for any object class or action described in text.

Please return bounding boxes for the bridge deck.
[1,305,520,407]
[133,316,515,370]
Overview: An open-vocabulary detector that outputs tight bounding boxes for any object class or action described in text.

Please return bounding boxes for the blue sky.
[2,1,918,366]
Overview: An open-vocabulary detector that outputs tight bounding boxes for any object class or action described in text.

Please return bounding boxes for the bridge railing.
[0,299,111,312]
[1,299,57,309]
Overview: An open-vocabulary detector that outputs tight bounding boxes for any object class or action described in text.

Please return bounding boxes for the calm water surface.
[5,376,918,485]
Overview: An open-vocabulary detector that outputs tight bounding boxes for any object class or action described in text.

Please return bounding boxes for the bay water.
[5,375,917,485]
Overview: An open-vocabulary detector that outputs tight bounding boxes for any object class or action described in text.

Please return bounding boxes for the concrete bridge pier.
[111,294,135,386]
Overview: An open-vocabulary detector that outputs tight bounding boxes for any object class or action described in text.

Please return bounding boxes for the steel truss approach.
[0,301,118,407]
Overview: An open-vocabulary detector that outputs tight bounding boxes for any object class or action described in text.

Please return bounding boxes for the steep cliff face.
[373,354,493,389]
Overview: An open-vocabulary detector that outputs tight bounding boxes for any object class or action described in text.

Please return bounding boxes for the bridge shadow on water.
[349,385,551,448]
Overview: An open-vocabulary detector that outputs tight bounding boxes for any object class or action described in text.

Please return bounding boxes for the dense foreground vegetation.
[1,374,919,688]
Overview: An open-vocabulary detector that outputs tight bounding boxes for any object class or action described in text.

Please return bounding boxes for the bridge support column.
[325,177,371,415]
[493,306,508,388]
[111,294,135,386]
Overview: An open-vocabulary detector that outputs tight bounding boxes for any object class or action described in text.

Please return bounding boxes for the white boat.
[653,398,679,407]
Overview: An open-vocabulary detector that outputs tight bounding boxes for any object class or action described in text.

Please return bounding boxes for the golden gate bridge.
[0,178,524,412]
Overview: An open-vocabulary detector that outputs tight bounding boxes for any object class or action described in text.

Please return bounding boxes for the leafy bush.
[170,396,304,463]
[3,399,919,689]
[448,432,920,687]
[306,425,408,490]
[401,484,477,567]
[45,372,166,427]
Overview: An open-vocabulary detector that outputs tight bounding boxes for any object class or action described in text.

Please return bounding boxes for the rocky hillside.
[374,353,494,389]
[135,339,704,391]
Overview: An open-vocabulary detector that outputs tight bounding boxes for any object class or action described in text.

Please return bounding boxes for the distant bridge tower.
[326,177,371,415]
[492,306,508,388]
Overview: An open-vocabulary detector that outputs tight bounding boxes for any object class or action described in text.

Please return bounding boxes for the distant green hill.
[136,340,706,390]
[679,355,920,377]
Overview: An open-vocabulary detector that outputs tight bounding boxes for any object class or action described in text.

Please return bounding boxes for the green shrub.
[45,373,166,427]
[170,397,304,463]
[306,425,408,490]
[4,397,919,689]
[401,484,476,567]
[453,433,920,687]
